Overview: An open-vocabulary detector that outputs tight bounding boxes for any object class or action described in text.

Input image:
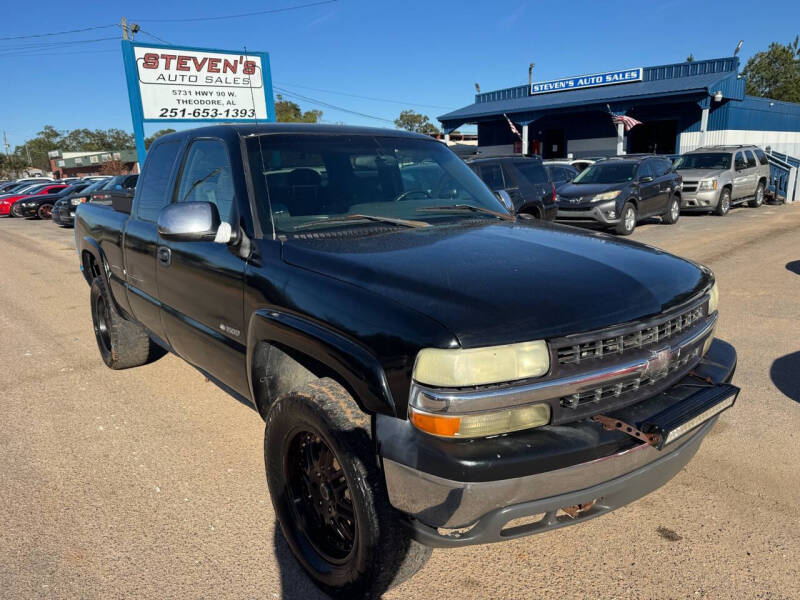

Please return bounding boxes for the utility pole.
[24,143,32,165]
[121,17,129,41]
[2,131,9,156]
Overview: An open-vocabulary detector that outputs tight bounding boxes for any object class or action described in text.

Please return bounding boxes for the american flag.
[611,114,642,132]
[503,113,522,139]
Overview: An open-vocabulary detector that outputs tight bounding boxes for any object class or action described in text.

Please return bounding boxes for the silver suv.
[674,145,770,216]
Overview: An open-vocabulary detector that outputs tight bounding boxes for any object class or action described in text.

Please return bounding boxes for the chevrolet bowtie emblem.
[645,347,679,375]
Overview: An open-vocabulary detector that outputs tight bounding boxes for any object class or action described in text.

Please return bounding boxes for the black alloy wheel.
[92,291,113,357]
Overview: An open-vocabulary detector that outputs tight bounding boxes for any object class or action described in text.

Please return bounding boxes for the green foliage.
[274,94,322,123]
[0,153,29,179]
[14,125,137,172]
[686,54,694,63]
[741,36,800,103]
[394,110,440,135]
[145,128,177,149]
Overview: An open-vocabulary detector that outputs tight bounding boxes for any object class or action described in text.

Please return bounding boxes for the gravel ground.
[1,202,798,599]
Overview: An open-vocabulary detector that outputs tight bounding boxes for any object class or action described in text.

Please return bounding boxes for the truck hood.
[282,221,710,347]
[676,168,726,180]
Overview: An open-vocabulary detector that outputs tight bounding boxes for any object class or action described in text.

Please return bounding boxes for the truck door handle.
[157,246,171,266]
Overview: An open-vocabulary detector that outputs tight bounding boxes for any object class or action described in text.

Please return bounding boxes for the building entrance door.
[542,129,565,158]
[627,120,677,154]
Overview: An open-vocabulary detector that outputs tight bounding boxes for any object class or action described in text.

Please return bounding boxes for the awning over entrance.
[438,57,744,132]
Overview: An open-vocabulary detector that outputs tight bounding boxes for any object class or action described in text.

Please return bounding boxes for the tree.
[741,37,800,103]
[14,125,138,172]
[0,153,28,179]
[686,54,695,63]
[145,128,177,149]
[99,159,125,175]
[274,94,322,123]
[394,110,440,136]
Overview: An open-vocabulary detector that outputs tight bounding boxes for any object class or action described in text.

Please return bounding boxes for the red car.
[0,183,69,216]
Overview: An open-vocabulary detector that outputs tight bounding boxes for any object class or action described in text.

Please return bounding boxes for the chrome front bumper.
[681,189,720,210]
[392,417,715,547]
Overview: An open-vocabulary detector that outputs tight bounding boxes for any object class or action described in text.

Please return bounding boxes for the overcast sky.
[2,0,799,149]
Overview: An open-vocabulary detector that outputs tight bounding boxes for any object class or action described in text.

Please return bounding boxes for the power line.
[274,81,455,110]
[0,37,118,57]
[0,24,118,41]
[274,86,394,123]
[138,29,171,45]
[0,49,118,60]
[135,0,338,23]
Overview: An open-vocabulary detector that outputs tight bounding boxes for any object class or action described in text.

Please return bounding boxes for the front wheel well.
[251,341,365,420]
[81,250,101,283]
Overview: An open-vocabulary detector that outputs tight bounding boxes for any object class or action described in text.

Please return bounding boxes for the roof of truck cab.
[155,123,434,143]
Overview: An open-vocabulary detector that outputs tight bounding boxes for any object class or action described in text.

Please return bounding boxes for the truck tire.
[748,182,764,208]
[662,194,680,224]
[265,378,431,598]
[614,202,637,235]
[90,277,153,370]
[715,188,731,216]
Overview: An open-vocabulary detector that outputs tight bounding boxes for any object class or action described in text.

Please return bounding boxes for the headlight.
[409,403,551,438]
[413,340,550,387]
[698,179,718,191]
[708,280,719,314]
[593,190,621,201]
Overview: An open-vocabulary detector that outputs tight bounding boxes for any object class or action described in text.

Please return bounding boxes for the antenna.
[734,40,743,56]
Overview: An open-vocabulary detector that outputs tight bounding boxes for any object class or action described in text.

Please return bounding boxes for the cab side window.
[754,148,769,165]
[744,150,757,168]
[734,152,747,171]
[175,139,236,224]
[136,139,181,223]
[479,164,505,191]
[637,161,653,180]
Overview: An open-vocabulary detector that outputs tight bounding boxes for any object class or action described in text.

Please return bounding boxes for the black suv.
[556,155,682,235]
[467,156,557,220]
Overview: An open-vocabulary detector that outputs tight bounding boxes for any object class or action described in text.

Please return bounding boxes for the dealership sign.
[121,41,276,164]
[530,68,643,95]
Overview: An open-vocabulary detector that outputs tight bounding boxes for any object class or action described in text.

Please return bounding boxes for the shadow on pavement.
[273,525,331,600]
[786,260,800,276]
[770,351,800,403]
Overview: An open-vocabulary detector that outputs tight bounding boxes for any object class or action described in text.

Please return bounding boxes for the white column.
[444,133,450,144]
[699,107,709,147]
[616,122,625,155]
[522,124,529,155]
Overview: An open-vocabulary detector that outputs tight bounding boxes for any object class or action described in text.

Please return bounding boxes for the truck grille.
[555,305,704,366]
[683,181,698,192]
[560,346,700,409]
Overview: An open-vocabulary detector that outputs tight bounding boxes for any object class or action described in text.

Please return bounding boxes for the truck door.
[123,138,182,342]
[156,138,248,395]
[732,151,749,199]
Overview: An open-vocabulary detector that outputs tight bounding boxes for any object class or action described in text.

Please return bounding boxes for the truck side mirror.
[494,189,514,212]
[157,201,235,243]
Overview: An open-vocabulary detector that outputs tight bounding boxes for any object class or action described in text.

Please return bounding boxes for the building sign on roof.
[531,67,642,95]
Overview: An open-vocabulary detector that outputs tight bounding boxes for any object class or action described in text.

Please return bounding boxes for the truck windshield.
[573,162,637,184]
[246,134,507,234]
[674,153,731,170]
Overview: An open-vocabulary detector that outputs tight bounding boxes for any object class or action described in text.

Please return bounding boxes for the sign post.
[121,41,276,166]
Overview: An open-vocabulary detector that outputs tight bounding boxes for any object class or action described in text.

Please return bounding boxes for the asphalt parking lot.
[1,204,799,600]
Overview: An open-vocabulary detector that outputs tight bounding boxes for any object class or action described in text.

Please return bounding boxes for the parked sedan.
[0,183,69,217]
[13,182,92,219]
[555,155,682,235]
[53,179,110,227]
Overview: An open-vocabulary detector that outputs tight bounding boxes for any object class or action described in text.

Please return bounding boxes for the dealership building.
[438,56,800,160]
[48,149,139,178]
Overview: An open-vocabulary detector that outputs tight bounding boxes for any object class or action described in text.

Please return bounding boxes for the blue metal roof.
[439,57,744,127]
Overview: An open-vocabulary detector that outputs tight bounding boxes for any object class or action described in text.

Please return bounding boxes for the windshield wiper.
[416,204,514,221]
[294,213,430,231]
[181,168,223,202]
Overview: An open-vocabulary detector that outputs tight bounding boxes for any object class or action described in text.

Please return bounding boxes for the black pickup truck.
[75,124,737,597]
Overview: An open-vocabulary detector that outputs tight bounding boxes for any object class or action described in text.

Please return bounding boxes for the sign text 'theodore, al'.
[133,46,269,120]
[530,68,643,95]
